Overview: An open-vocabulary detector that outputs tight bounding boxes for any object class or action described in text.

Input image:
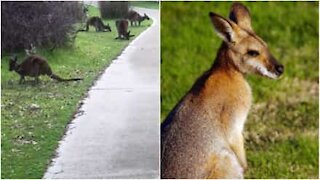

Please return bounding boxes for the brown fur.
[161,3,283,179]
[79,16,111,32]
[9,55,83,83]
[115,19,134,40]
[127,10,150,26]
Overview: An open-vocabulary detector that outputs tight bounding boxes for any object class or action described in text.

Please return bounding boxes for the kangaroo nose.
[275,64,284,75]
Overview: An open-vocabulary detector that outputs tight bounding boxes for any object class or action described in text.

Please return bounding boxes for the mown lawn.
[130,1,159,9]
[1,5,153,179]
[161,2,318,178]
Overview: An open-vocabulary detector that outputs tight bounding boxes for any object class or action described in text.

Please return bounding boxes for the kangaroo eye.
[247,50,259,57]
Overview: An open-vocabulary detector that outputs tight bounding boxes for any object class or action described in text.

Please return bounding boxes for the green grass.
[161,2,318,178]
[130,1,159,9]
[1,5,153,179]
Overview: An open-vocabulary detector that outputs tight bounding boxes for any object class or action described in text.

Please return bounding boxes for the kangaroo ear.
[229,2,252,31]
[209,12,238,44]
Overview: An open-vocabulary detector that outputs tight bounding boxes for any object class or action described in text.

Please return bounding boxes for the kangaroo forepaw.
[241,161,248,173]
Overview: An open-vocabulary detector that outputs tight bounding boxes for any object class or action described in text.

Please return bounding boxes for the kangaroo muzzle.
[275,64,284,76]
[269,55,284,77]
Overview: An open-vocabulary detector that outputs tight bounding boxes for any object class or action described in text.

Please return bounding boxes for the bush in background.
[99,1,129,19]
[1,1,84,53]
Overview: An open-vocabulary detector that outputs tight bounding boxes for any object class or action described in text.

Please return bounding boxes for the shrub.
[99,1,129,19]
[1,1,85,53]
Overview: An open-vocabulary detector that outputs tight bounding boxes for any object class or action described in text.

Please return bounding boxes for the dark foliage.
[1,1,85,53]
[99,1,129,19]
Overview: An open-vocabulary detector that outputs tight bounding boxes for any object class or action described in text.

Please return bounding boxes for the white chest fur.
[232,109,249,135]
[231,81,252,136]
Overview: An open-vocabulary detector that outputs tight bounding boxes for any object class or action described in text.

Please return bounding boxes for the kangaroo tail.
[76,29,87,33]
[76,23,89,33]
[50,73,83,82]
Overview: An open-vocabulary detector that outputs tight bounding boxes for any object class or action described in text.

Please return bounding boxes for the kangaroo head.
[209,3,284,79]
[143,13,150,20]
[105,23,112,32]
[9,55,18,71]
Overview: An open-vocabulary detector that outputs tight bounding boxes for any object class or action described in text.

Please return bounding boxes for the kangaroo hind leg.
[33,65,40,84]
[19,75,25,84]
[205,150,243,179]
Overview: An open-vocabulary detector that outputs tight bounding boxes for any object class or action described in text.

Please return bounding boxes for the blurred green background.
[161,2,318,178]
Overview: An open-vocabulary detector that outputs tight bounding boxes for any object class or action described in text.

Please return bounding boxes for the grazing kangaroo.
[9,55,83,84]
[127,10,150,26]
[161,3,284,179]
[115,19,134,40]
[78,16,111,32]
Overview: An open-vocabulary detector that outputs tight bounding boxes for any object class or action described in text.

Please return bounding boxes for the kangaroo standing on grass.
[127,10,150,26]
[78,16,111,32]
[161,3,284,179]
[115,19,134,40]
[9,55,83,84]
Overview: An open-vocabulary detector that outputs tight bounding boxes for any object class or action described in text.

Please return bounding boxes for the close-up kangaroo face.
[210,3,284,79]
[231,29,284,79]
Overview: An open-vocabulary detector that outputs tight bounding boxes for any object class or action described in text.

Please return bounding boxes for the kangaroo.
[9,55,83,84]
[115,19,135,40]
[78,16,111,32]
[127,10,150,26]
[161,3,284,179]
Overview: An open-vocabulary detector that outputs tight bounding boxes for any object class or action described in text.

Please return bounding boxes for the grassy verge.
[130,1,159,9]
[161,2,318,178]
[1,5,153,179]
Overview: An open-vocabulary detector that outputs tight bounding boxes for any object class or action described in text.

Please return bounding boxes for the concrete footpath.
[44,8,159,179]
